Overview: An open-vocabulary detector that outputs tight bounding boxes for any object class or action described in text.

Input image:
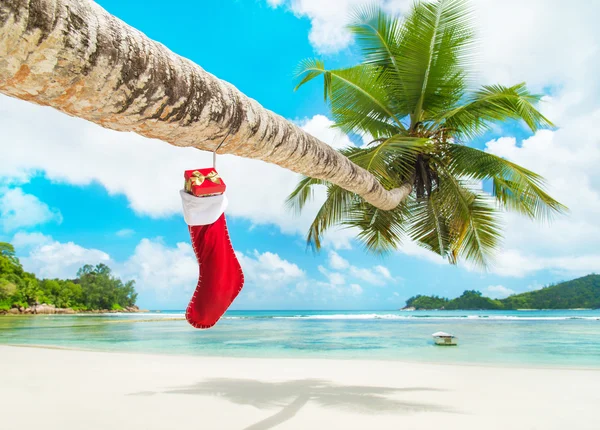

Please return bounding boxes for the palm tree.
[288,0,566,267]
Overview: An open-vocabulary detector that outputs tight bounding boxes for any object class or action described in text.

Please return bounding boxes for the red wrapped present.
[184,168,226,197]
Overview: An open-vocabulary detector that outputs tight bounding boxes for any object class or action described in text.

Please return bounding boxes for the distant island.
[403,274,600,310]
[0,242,143,315]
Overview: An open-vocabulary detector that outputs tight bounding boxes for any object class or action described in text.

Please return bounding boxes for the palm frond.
[437,83,554,139]
[295,60,404,137]
[306,184,356,251]
[348,5,402,75]
[286,175,329,214]
[436,176,503,268]
[348,135,431,185]
[407,195,453,259]
[454,194,502,268]
[294,58,330,101]
[343,200,409,254]
[395,0,475,123]
[443,144,567,220]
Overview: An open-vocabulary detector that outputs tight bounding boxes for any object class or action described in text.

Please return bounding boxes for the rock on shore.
[1,304,148,315]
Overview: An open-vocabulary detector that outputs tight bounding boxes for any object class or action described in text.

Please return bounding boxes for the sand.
[1,345,598,430]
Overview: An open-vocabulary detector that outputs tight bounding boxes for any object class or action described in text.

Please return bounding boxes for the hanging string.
[213,130,231,169]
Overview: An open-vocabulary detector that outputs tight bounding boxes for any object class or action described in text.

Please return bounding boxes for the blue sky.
[1,0,599,310]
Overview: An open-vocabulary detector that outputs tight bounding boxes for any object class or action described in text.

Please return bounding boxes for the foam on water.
[2,309,599,367]
[245,313,600,321]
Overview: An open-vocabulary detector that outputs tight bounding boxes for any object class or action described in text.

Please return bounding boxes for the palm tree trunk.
[0,0,407,210]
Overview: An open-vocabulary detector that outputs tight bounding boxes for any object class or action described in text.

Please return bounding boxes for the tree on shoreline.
[0,242,137,312]
[405,274,600,310]
[288,0,566,267]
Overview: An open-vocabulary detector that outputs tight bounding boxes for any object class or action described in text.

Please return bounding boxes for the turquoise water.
[1,310,599,367]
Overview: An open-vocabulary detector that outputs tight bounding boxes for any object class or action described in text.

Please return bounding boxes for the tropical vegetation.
[0,242,137,312]
[405,274,600,310]
[288,0,566,267]
[405,294,449,310]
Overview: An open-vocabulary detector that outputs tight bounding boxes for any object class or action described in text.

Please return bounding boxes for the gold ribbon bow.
[185,170,222,192]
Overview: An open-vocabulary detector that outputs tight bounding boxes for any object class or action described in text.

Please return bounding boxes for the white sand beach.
[1,345,598,430]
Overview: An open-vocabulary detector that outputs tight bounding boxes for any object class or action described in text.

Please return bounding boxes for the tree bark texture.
[0,0,407,210]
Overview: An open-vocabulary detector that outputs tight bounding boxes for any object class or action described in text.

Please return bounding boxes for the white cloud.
[12,231,378,307]
[397,240,446,265]
[11,231,52,249]
[268,0,599,95]
[14,232,200,298]
[17,233,110,279]
[269,0,360,53]
[473,0,599,97]
[349,283,363,295]
[296,115,354,150]
[271,0,600,278]
[12,231,311,307]
[119,238,199,297]
[328,250,350,270]
[12,232,199,296]
[0,188,62,232]
[318,265,345,286]
[481,108,600,278]
[374,265,392,280]
[348,266,386,286]
[326,250,392,286]
[269,0,412,53]
[0,95,349,240]
[115,229,135,238]
[321,226,357,250]
[486,285,516,299]
[237,250,305,288]
[489,250,600,279]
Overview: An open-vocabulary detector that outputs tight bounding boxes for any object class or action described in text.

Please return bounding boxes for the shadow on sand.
[130,378,457,430]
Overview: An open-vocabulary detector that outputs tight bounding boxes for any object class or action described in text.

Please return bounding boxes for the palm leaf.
[443,144,567,220]
[295,60,404,137]
[305,184,356,251]
[394,0,475,124]
[406,194,453,259]
[294,58,329,99]
[286,176,329,215]
[437,83,554,139]
[349,5,402,70]
[343,200,409,254]
[436,176,503,268]
[348,135,431,187]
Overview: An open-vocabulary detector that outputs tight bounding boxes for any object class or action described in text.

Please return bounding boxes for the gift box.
[184,168,226,197]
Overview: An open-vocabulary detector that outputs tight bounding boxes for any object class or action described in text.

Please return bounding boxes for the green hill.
[404,274,600,310]
[501,274,600,310]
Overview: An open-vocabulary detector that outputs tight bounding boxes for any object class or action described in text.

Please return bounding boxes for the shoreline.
[401,307,598,311]
[0,303,149,315]
[5,342,600,373]
[2,345,599,430]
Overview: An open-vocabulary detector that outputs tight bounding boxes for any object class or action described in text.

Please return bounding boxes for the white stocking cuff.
[180,190,228,226]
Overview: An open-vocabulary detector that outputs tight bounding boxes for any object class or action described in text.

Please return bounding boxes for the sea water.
[1,309,599,367]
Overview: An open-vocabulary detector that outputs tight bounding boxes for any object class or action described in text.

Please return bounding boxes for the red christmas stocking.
[180,191,244,329]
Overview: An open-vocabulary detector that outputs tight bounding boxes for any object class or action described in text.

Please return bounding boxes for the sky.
[1,0,599,310]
